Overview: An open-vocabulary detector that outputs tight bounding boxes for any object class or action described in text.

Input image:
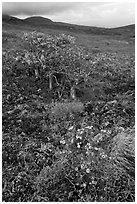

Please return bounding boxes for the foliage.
[49,101,84,121]
[2,31,135,201]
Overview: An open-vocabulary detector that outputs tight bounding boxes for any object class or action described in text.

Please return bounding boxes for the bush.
[49,101,84,120]
[110,127,135,177]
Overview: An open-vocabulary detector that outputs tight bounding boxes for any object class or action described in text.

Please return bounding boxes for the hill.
[2,15,135,38]
[2,14,25,25]
[24,16,53,25]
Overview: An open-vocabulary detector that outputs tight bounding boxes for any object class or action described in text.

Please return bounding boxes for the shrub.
[49,101,84,120]
[109,127,135,177]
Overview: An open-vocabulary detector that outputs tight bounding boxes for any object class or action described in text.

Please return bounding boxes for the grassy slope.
[2,20,135,54]
[2,22,135,202]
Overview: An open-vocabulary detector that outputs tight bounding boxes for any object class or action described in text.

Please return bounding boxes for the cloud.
[2,2,135,28]
[2,2,83,16]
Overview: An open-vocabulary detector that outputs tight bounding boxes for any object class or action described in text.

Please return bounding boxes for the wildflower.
[100,152,107,158]
[62,150,67,154]
[92,180,97,185]
[77,129,84,134]
[94,147,99,151]
[68,126,74,131]
[81,164,85,169]
[75,167,78,171]
[118,127,125,132]
[79,189,82,193]
[101,129,107,133]
[87,143,92,149]
[60,140,66,144]
[104,122,109,126]
[86,168,90,173]
[6,94,10,100]
[83,183,86,188]
[76,135,82,140]
[77,143,81,148]
[85,126,93,130]
[86,151,89,155]
[71,138,74,143]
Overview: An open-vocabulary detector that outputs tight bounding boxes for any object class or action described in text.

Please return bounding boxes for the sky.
[2,2,135,28]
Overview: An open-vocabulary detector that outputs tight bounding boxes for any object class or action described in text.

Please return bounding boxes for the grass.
[49,101,84,120]
[2,22,135,55]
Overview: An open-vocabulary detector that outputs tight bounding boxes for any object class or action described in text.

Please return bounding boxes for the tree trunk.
[70,86,76,100]
[49,74,52,90]
[35,69,39,79]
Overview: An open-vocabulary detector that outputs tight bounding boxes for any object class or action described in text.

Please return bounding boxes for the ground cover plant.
[2,30,135,202]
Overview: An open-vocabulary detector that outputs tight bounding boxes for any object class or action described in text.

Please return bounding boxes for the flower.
[81,164,85,169]
[71,138,74,143]
[76,135,82,140]
[101,154,107,158]
[68,126,74,131]
[94,147,99,151]
[60,140,66,144]
[85,126,93,130]
[87,143,92,149]
[86,168,90,173]
[82,183,86,188]
[77,143,81,148]
[101,129,107,133]
[77,128,84,134]
[86,151,89,155]
[92,180,97,185]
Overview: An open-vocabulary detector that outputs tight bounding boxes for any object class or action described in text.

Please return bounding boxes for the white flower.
[83,183,86,187]
[101,129,107,133]
[92,180,97,185]
[68,126,74,131]
[86,151,90,155]
[94,147,99,150]
[75,167,78,171]
[60,140,66,144]
[77,143,81,148]
[85,126,93,130]
[87,143,92,149]
[77,128,84,134]
[104,122,109,126]
[86,168,90,173]
[71,138,74,143]
[81,164,85,169]
[76,135,82,140]
[101,154,107,158]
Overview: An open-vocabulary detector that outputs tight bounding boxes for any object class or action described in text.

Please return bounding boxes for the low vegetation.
[2,31,135,201]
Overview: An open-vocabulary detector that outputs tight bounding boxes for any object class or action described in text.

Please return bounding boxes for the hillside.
[24,16,54,25]
[2,15,135,38]
[2,14,25,25]
[2,15,135,202]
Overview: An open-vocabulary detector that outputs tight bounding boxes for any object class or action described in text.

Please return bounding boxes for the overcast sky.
[2,2,135,28]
